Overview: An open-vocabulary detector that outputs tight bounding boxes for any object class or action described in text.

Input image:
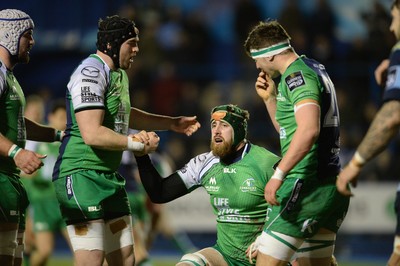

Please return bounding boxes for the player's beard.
[17,51,30,64]
[210,138,235,159]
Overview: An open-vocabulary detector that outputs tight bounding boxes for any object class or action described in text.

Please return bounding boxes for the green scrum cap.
[211,104,249,147]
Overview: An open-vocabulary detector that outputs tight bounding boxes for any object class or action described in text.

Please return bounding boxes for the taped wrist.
[127,137,145,151]
[271,167,286,181]
[349,151,366,169]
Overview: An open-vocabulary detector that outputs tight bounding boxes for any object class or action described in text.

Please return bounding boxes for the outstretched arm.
[135,154,189,203]
[129,107,200,136]
[25,117,61,142]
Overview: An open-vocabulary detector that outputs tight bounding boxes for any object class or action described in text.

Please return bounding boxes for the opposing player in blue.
[337,2,400,265]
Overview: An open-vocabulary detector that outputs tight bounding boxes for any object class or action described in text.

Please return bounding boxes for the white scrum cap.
[0,9,34,55]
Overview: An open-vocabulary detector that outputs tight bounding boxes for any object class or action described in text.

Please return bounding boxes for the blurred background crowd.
[1,0,397,180]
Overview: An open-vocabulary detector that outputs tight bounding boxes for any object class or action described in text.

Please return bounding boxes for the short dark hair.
[244,20,291,57]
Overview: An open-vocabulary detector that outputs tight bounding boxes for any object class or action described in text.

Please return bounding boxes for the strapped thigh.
[296,232,336,258]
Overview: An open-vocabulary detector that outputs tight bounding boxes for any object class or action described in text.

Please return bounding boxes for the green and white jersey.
[0,60,26,175]
[53,54,131,179]
[177,143,280,263]
[276,55,341,180]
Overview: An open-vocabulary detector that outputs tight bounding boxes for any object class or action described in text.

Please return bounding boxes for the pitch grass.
[47,256,385,266]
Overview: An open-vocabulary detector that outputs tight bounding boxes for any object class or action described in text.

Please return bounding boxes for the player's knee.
[177,253,208,266]
[0,230,18,256]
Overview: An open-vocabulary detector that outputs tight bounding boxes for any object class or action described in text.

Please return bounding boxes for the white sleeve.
[0,63,6,97]
[67,58,108,112]
[176,151,219,189]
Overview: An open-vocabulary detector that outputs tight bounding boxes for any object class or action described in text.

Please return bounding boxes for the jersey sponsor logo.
[80,86,102,103]
[223,167,236,174]
[205,176,220,192]
[214,197,229,207]
[81,66,100,78]
[209,177,217,185]
[9,86,21,100]
[82,78,98,84]
[10,210,19,216]
[240,178,257,192]
[285,71,305,91]
[88,206,102,212]
[179,165,188,174]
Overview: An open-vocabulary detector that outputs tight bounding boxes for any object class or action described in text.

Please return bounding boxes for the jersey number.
[321,74,339,127]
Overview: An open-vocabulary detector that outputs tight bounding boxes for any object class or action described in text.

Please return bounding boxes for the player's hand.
[246,236,260,264]
[130,131,160,156]
[255,71,276,101]
[14,149,46,175]
[264,178,282,206]
[170,116,201,136]
[374,59,390,87]
[336,164,360,197]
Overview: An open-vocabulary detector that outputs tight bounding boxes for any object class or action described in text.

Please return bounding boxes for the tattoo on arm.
[358,101,400,161]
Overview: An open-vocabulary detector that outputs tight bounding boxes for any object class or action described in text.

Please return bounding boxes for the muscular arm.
[357,100,400,161]
[76,109,129,150]
[135,154,189,203]
[278,100,320,173]
[130,108,174,130]
[129,107,200,136]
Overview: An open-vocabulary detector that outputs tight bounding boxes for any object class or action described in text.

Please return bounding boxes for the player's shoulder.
[190,151,219,166]
[73,54,109,81]
[249,144,280,161]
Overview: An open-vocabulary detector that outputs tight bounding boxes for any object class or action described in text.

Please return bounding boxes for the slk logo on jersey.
[81,66,100,78]
[285,71,305,91]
